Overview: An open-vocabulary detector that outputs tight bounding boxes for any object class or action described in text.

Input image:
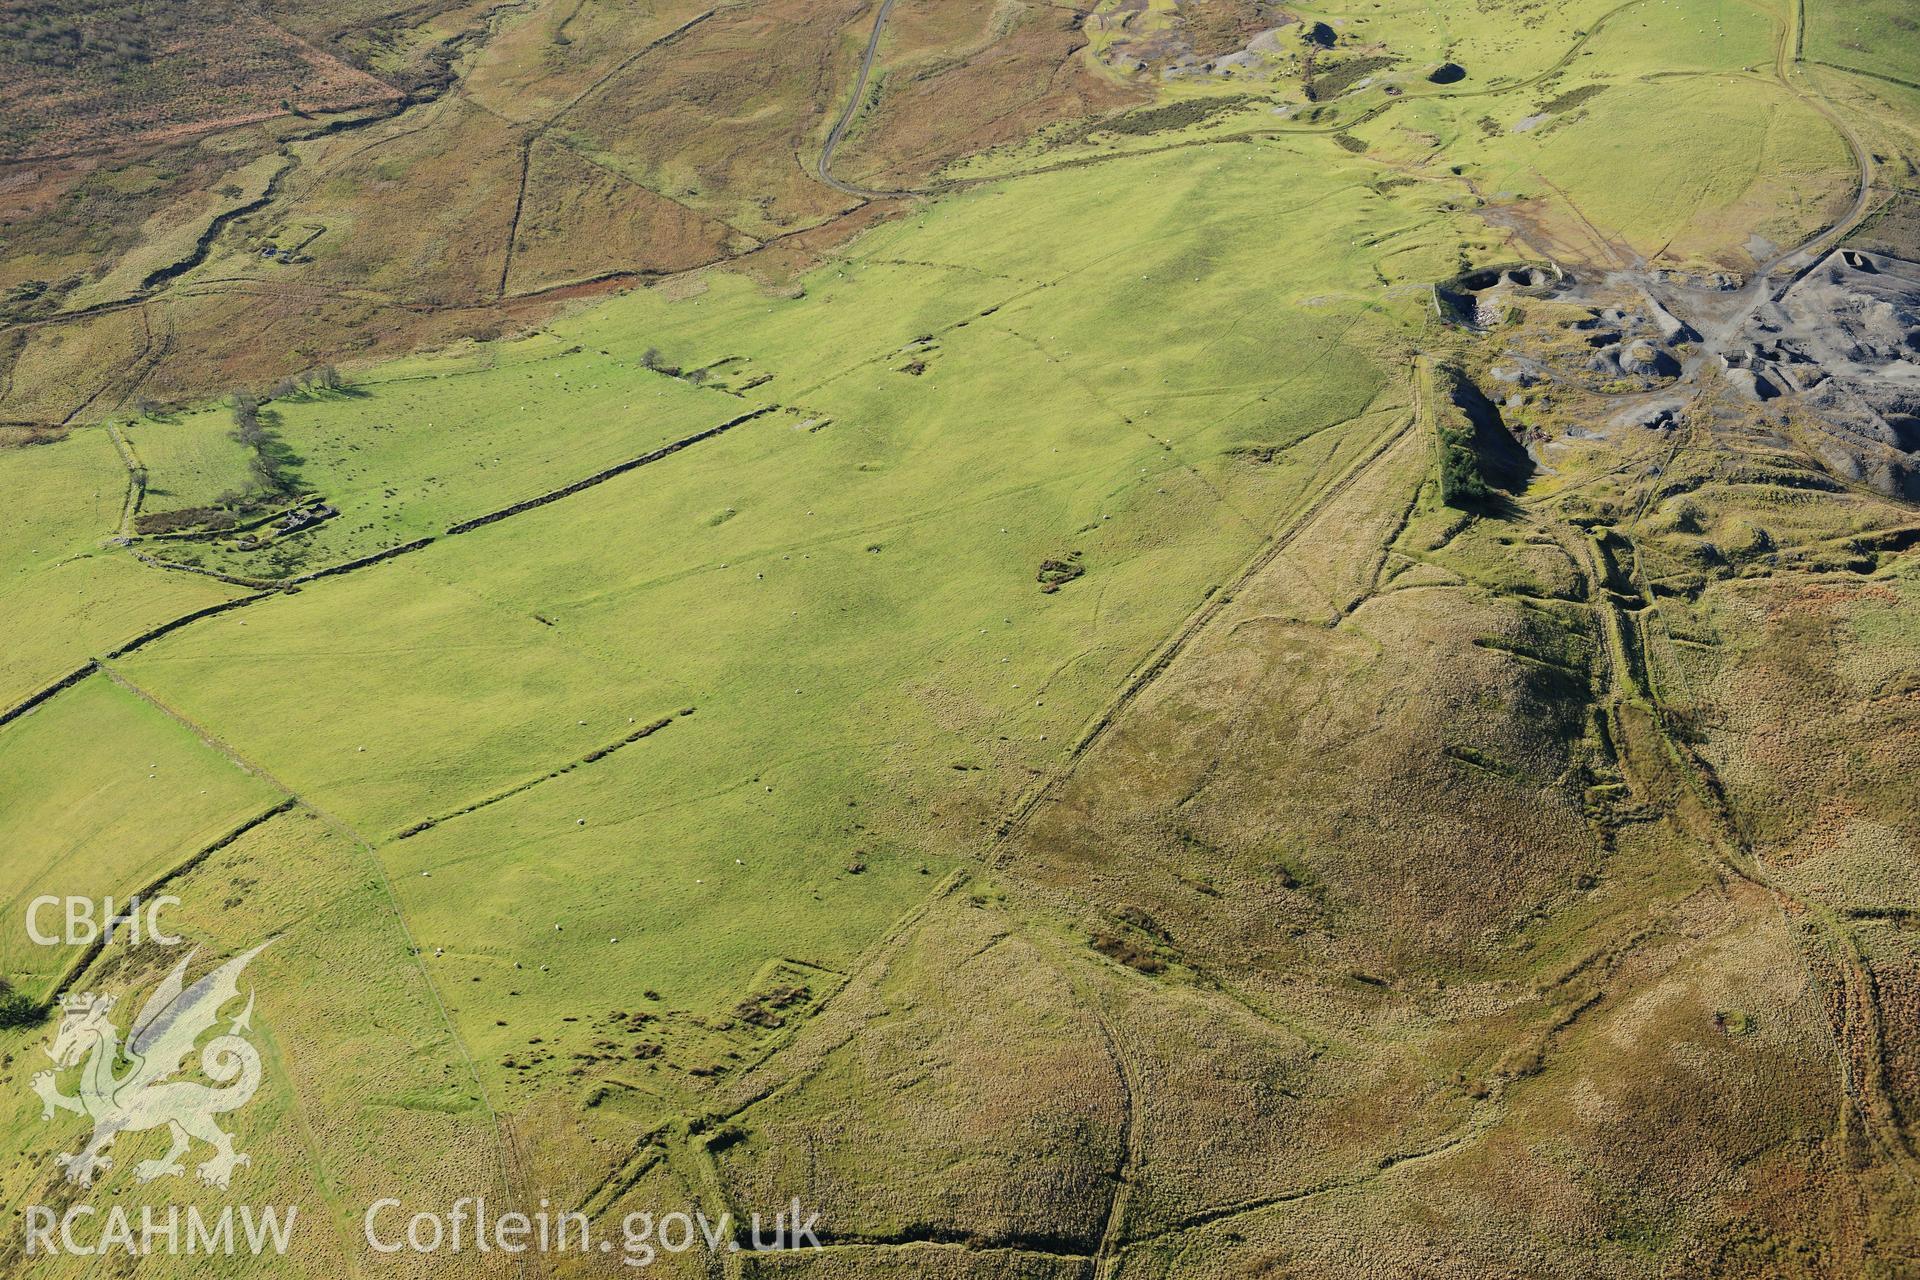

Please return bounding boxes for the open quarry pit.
[1732,249,1920,497]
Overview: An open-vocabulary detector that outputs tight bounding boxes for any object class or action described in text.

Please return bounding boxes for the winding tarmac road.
[816,0,913,200]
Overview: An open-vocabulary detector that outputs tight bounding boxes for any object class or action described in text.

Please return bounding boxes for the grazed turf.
[0,0,1912,1272]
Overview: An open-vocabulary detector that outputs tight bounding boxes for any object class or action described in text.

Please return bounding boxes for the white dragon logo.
[33,941,271,1189]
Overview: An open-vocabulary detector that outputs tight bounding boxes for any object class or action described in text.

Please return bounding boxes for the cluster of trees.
[0,980,41,1029]
[230,390,297,496]
[1436,419,1492,508]
[224,367,342,496]
[1433,363,1498,510]
[268,364,344,400]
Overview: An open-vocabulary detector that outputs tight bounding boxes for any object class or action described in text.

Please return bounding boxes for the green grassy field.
[0,805,506,1277]
[104,141,1406,1115]
[1805,0,1920,85]
[0,673,278,1001]
[0,427,245,706]
[0,0,1911,1271]
[1,126,1430,1268]
[127,338,757,578]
